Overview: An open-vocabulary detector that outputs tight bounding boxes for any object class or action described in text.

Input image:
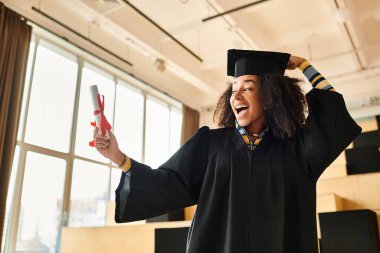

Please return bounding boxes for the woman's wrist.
[297,59,309,71]
[287,56,306,70]
[119,157,132,172]
[113,151,126,167]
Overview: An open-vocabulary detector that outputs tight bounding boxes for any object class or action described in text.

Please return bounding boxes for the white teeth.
[235,105,248,109]
[235,104,249,114]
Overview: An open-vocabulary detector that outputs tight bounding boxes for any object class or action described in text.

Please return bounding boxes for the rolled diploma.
[89,85,110,138]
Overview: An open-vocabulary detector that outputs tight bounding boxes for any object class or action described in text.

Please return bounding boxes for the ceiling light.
[155,58,166,72]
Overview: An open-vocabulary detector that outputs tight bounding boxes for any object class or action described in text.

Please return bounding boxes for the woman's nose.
[234,91,242,99]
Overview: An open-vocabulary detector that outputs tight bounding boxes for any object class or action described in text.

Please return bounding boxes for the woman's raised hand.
[287,55,305,70]
[93,127,125,166]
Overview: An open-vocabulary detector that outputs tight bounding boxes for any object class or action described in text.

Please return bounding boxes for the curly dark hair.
[213,73,307,139]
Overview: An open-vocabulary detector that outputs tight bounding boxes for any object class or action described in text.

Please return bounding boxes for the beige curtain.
[180,105,200,220]
[180,105,200,145]
[0,3,32,249]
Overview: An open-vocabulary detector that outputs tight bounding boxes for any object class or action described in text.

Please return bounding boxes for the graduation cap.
[227,49,290,77]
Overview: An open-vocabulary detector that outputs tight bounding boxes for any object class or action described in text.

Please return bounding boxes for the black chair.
[319,209,380,253]
[345,145,380,175]
[155,227,189,253]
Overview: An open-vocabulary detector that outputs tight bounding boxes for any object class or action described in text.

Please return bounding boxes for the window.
[75,64,115,162]
[3,32,183,253]
[69,159,109,227]
[170,108,183,156]
[145,96,171,168]
[114,82,144,162]
[24,43,78,152]
[1,146,20,253]
[144,96,183,168]
[16,152,66,253]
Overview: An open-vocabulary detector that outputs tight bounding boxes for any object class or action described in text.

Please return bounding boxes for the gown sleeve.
[302,88,362,181]
[296,61,362,181]
[115,126,209,223]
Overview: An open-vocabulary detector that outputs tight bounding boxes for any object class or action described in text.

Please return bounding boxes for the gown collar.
[235,121,269,151]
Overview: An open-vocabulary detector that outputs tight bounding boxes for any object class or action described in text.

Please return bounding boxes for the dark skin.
[230,75,265,134]
[229,55,304,134]
[94,55,305,165]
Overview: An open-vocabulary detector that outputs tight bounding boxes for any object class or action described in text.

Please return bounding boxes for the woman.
[94,49,361,253]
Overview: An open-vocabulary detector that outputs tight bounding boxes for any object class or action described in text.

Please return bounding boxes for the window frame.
[3,28,183,253]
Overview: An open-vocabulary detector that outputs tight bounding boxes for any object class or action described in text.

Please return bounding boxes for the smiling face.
[229,75,267,134]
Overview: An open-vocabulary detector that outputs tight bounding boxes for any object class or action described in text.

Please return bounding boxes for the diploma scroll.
[89,85,111,147]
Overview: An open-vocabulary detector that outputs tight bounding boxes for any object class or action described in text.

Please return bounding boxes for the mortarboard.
[227,49,290,77]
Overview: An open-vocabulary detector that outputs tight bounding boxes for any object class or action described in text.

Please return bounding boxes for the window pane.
[110,168,122,201]
[18,41,36,141]
[145,97,170,168]
[24,44,78,152]
[170,109,183,156]
[1,146,20,253]
[75,64,115,162]
[114,83,144,162]
[69,159,109,227]
[16,152,66,253]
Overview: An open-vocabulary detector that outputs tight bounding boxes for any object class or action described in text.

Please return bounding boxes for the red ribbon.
[89,94,112,147]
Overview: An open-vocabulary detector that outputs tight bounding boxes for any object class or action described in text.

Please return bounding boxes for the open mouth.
[235,105,249,115]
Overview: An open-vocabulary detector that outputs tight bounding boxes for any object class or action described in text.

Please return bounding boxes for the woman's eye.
[231,90,237,94]
[244,88,252,92]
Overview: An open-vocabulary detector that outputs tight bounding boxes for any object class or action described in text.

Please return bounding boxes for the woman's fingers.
[95,143,109,149]
[107,129,115,139]
[93,128,120,161]
[287,55,305,70]
[94,137,109,148]
[93,127,110,148]
[93,127,110,140]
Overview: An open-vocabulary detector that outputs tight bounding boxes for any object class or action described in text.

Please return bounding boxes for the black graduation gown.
[115,89,361,253]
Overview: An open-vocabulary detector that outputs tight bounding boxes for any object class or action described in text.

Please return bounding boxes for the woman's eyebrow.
[232,79,256,85]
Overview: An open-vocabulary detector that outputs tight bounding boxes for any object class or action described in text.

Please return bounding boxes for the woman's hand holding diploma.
[93,127,125,166]
[89,85,126,167]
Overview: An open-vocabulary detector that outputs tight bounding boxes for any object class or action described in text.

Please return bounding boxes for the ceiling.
[3,0,380,119]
